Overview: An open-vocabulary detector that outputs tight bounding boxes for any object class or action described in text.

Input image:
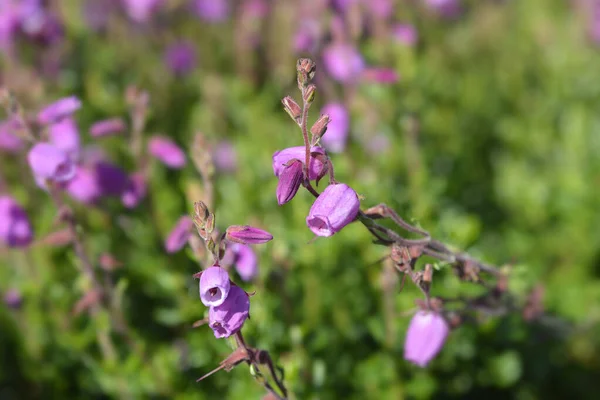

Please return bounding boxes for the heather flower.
[27,142,76,184]
[65,167,102,204]
[164,42,197,76]
[322,43,365,83]
[192,0,230,23]
[3,288,23,309]
[272,146,326,180]
[392,23,418,46]
[90,118,126,137]
[0,195,33,248]
[121,173,147,208]
[94,161,129,196]
[225,225,273,245]
[48,117,80,161]
[164,216,193,253]
[306,183,359,237]
[276,160,303,205]
[404,311,449,367]
[208,285,250,338]
[213,141,237,173]
[223,243,258,282]
[122,0,163,23]
[37,96,81,125]
[148,135,186,169]
[199,266,231,307]
[320,103,349,153]
[0,120,24,153]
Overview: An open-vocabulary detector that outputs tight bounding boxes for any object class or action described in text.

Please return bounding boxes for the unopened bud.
[303,84,317,104]
[205,212,216,234]
[297,58,316,89]
[225,225,273,244]
[310,114,330,142]
[194,201,209,222]
[282,96,302,125]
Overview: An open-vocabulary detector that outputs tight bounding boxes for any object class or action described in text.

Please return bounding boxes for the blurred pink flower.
[148,135,186,169]
[164,42,197,76]
[322,43,365,83]
[392,23,418,46]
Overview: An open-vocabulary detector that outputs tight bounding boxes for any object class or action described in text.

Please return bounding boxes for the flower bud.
[282,96,302,125]
[276,160,303,205]
[404,311,449,367]
[199,266,231,307]
[37,96,81,125]
[303,84,317,104]
[225,225,273,244]
[208,285,250,338]
[164,216,193,253]
[90,118,126,137]
[310,114,330,143]
[306,183,359,237]
[27,142,76,184]
[0,196,33,248]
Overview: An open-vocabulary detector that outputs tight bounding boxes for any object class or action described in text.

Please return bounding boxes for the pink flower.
[404,311,449,367]
[164,216,193,253]
[208,285,250,338]
[306,183,360,237]
[148,135,186,169]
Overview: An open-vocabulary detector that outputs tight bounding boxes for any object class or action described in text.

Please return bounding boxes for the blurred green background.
[1,0,600,398]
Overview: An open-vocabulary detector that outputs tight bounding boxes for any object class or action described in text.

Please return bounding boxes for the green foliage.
[1,1,600,399]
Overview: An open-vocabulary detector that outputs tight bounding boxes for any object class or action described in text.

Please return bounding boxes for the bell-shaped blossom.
[272,146,326,180]
[225,225,273,245]
[122,0,163,23]
[322,43,365,83]
[90,118,125,137]
[320,103,349,153]
[0,119,24,153]
[27,142,76,185]
[65,167,102,204]
[222,243,258,282]
[121,173,147,208]
[213,141,237,173]
[199,266,231,307]
[276,160,303,205]
[404,311,449,367]
[164,42,197,76]
[392,24,418,46]
[208,285,250,338]
[148,135,186,169]
[306,183,359,237]
[37,96,81,125]
[192,0,230,23]
[48,117,80,161]
[0,195,33,248]
[164,216,193,253]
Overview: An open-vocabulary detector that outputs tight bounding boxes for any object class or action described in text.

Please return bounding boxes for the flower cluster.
[188,202,273,339]
[273,60,360,237]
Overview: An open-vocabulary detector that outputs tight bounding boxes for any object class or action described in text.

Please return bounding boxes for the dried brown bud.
[423,264,433,284]
[205,212,216,234]
[391,244,411,264]
[310,113,330,142]
[282,96,302,125]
